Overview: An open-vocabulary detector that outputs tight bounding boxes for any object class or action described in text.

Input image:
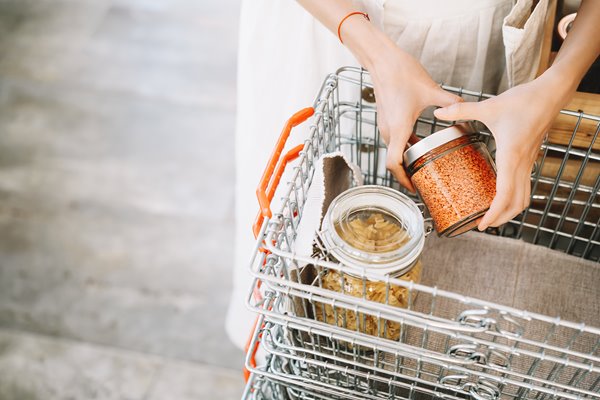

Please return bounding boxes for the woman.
[227,0,600,349]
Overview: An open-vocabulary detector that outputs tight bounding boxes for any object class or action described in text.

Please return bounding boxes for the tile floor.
[0,0,245,398]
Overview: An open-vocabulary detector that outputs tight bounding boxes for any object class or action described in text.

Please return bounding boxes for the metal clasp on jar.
[416,202,434,236]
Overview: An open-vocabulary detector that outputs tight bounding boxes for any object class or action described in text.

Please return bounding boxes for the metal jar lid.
[403,123,476,168]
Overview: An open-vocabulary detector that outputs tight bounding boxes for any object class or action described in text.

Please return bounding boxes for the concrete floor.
[0,0,244,399]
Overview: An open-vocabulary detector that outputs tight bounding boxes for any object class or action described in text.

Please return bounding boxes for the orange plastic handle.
[253,107,314,237]
[243,314,261,382]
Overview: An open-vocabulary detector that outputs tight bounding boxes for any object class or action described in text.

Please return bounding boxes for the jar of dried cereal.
[317,185,425,340]
[403,124,497,237]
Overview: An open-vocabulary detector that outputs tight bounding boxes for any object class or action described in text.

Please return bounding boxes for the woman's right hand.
[367,44,463,190]
[295,1,463,190]
[340,17,463,191]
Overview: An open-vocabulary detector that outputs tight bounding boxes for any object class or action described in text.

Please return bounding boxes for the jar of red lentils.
[403,124,497,237]
[317,185,425,340]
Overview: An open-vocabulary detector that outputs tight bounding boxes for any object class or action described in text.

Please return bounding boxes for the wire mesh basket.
[244,312,599,399]
[243,67,600,400]
[244,320,489,400]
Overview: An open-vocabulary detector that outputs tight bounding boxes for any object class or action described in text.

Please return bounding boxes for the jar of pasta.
[403,124,497,237]
[317,185,425,340]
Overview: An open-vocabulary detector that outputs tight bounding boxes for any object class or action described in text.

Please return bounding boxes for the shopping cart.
[242,67,600,400]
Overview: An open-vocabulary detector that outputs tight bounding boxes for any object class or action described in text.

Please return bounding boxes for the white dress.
[226,0,549,349]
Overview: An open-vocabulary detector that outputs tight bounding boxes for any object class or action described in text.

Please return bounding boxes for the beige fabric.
[500,0,551,91]
[293,152,363,263]
[383,0,513,94]
[383,0,552,94]
[287,232,599,393]
[291,232,599,341]
[421,232,600,326]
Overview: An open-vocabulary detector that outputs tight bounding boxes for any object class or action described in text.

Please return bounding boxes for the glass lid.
[321,185,425,274]
[334,206,411,254]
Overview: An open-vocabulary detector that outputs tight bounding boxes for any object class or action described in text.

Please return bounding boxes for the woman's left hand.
[433,73,575,231]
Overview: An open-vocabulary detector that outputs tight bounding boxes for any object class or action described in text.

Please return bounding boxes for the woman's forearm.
[298,0,463,191]
[296,0,395,70]
[296,0,355,34]
[543,0,600,95]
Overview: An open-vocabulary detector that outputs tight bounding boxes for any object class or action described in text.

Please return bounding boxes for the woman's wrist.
[537,64,579,110]
[341,17,396,71]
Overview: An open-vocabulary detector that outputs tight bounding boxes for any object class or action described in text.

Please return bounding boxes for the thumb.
[434,101,481,121]
[429,87,463,108]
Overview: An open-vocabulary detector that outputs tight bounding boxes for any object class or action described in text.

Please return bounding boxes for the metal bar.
[256,237,600,336]
[551,116,596,250]
[583,215,600,261]
[257,318,599,399]
[255,295,600,375]
[533,114,582,244]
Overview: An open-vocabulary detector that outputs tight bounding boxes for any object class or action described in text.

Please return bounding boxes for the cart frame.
[243,67,600,400]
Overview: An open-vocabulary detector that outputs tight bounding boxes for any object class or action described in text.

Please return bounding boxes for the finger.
[434,101,482,122]
[484,170,530,228]
[522,172,532,210]
[507,173,532,222]
[377,111,391,145]
[478,193,509,231]
[429,87,464,108]
[490,192,525,227]
[478,166,512,231]
[496,165,533,222]
[386,140,415,192]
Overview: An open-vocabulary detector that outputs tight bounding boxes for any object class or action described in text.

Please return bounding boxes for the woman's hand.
[297,5,463,191]
[367,43,463,191]
[434,72,574,230]
[298,0,598,221]
[424,0,600,231]
[330,16,464,190]
[294,0,459,189]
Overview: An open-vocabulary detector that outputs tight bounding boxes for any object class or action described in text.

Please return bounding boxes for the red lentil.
[409,137,496,236]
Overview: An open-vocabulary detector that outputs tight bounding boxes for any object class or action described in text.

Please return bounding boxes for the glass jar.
[403,124,497,237]
[317,185,425,340]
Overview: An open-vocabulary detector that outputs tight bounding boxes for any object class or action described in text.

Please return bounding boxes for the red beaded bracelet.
[337,11,370,44]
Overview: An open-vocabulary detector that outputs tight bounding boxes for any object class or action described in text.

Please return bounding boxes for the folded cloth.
[292,152,363,261]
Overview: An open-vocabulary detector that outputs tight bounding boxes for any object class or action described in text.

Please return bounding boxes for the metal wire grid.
[328,67,600,261]
[244,375,455,400]
[244,67,600,399]
[245,274,600,399]
[244,317,599,400]
[244,319,483,400]
[244,367,404,400]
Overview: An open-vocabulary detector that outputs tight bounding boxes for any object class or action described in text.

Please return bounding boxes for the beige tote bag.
[500,0,553,91]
